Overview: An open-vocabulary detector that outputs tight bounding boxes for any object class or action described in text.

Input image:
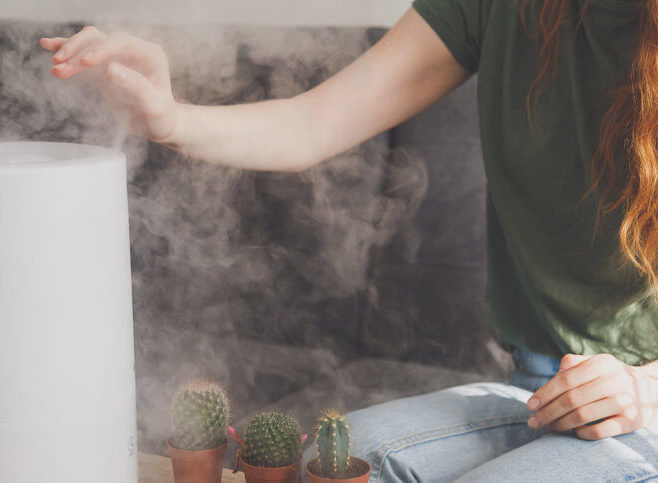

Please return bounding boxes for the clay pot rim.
[238,450,302,471]
[306,457,371,481]
[166,438,228,455]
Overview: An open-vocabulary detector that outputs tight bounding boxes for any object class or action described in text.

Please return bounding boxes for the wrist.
[156,101,188,149]
[639,360,658,379]
[636,361,658,427]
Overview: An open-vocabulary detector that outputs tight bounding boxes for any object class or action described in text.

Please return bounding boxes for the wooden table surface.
[138,452,245,483]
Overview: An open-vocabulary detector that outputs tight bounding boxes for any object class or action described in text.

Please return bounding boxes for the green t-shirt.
[411,0,658,365]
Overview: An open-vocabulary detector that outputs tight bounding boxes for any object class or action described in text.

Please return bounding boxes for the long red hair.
[519,0,658,300]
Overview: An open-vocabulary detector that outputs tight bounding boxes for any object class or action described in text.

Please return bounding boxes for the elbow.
[285,158,320,173]
[275,145,323,173]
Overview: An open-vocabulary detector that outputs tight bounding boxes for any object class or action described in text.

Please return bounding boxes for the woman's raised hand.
[40,26,180,143]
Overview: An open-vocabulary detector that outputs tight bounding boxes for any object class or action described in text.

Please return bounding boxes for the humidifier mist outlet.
[0,142,138,483]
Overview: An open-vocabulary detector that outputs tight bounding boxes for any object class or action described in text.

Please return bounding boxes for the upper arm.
[297,6,474,167]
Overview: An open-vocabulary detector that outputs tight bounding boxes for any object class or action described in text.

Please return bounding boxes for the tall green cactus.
[314,409,351,477]
[242,412,303,467]
[171,379,230,451]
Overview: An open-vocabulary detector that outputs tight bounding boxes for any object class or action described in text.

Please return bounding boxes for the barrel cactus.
[242,412,303,467]
[171,379,230,451]
[314,409,352,477]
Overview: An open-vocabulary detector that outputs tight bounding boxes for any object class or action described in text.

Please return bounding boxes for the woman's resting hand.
[40,26,180,143]
[525,353,658,440]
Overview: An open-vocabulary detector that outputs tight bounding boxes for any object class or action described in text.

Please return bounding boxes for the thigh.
[456,426,658,482]
[301,382,548,482]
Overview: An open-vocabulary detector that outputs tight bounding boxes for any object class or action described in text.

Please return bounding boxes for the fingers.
[575,415,630,440]
[52,25,107,63]
[528,374,616,429]
[527,354,619,411]
[78,33,166,79]
[47,29,168,85]
[549,393,635,432]
[46,26,107,78]
[557,353,590,372]
[39,37,68,54]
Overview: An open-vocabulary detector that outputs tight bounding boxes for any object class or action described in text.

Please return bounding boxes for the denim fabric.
[508,346,561,393]
[300,348,658,482]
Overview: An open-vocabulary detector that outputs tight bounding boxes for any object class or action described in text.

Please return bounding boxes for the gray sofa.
[0,18,513,464]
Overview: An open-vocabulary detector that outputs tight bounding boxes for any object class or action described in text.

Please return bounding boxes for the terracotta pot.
[238,449,302,483]
[306,457,371,483]
[167,439,227,483]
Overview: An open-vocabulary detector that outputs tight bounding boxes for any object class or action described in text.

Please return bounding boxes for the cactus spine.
[243,412,302,467]
[171,379,230,451]
[314,409,351,477]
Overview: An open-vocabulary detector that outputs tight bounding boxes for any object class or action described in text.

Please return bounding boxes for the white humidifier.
[0,142,138,483]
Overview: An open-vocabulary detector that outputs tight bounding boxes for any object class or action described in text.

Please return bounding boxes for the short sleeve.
[411,0,491,73]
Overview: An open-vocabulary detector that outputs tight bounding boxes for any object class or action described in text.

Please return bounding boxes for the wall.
[2,0,410,26]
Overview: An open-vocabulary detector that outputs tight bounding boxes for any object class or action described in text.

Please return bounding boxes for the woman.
[41,0,658,480]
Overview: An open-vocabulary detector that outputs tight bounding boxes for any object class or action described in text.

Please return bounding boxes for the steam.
[0,22,148,178]
[0,18,510,461]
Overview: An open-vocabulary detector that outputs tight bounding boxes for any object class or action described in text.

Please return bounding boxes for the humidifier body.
[0,142,138,483]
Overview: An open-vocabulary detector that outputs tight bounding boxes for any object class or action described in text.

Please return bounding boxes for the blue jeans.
[301,348,658,482]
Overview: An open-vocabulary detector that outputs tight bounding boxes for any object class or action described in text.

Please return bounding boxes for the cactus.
[242,412,303,467]
[314,409,351,478]
[171,379,230,451]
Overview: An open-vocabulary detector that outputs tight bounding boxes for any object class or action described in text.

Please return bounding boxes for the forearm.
[161,96,316,172]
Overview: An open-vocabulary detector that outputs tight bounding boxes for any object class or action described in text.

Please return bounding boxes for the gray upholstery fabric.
[0,19,512,460]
